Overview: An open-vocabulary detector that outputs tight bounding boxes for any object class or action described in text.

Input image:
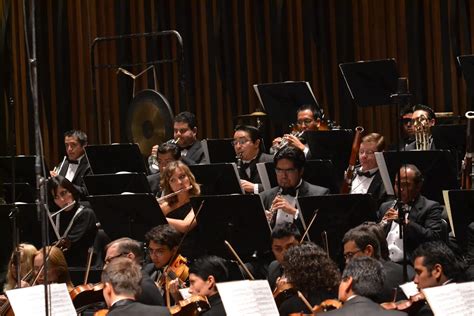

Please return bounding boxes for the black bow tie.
[356,170,375,178]
[241,162,251,170]
[68,159,79,165]
[281,187,300,197]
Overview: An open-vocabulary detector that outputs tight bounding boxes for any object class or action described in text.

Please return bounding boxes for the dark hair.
[157,142,181,160]
[399,105,413,117]
[282,242,340,296]
[412,104,436,120]
[102,257,142,297]
[64,130,88,146]
[399,164,424,185]
[342,256,384,300]
[361,133,385,152]
[145,225,182,250]
[413,241,462,281]
[359,222,389,260]
[174,111,197,129]
[189,255,229,283]
[271,222,301,241]
[342,226,381,260]
[274,146,306,171]
[234,125,261,143]
[297,104,323,120]
[48,175,80,202]
[105,238,143,264]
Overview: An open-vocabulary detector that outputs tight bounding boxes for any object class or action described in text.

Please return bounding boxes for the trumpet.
[271,125,305,153]
[151,138,180,168]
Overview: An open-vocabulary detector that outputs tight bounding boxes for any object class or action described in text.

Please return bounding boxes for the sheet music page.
[252,84,265,108]
[256,162,271,191]
[399,281,419,298]
[375,152,394,196]
[6,283,76,316]
[200,139,210,163]
[217,280,279,316]
[422,282,474,316]
[442,190,456,237]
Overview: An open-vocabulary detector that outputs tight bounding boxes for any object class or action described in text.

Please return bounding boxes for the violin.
[288,298,343,315]
[169,295,210,316]
[381,292,426,315]
[159,254,190,288]
[273,277,297,307]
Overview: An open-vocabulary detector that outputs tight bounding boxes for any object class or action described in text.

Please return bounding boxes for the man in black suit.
[104,237,164,306]
[260,146,329,230]
[405,104,436,151]
[324,257,407,316]
[50,130,91,200]
[378,164,443,263]
[147,143,181,196]
[172,111,208,165]
[233,125,273,193]
[350,133,390,208]
[342,225,414,303]
[102,257,170,316]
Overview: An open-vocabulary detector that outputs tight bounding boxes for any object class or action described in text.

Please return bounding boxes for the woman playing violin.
[33,246,74,291]
[48,175,97,267]
[278,242,340,316]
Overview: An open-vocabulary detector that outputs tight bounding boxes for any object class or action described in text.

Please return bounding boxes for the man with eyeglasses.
[233,125,273,194]
[260,146,329,231]
[104,237,164,306]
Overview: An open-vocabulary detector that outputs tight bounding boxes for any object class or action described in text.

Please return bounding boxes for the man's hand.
[382,208,398,222]
[50,170,58,177]
[284,134,305,151]
[151,144,159,157]
[240,180,255,193]
[271,195,297,216]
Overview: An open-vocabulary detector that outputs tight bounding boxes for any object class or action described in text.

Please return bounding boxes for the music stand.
[85,144,148,175]
[201,138,236,163]
[432,124,467,173]
[339,59,399,107]
[297,194,377,267]
[84,173,151,195]
[88,193,167,241]
[190,194,271,262]
[2,183,35,203]
[257,160,339,193]
[377,150,458,204]
[189,163,244,195]
[303,130,354,185]
[443,190,474,252]
[0,155,49,186]
[457,54,474,97]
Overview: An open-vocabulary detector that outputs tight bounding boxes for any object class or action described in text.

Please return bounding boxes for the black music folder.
[0,155,49,187]
[88,193,167,241]
[190,194,272,262]
[257,160,339,194]
[297,194,377,267]
[443,190,474,252]
[201,138,236,164]
[2,183,36,203]
[189,163,244,195]
[84,173,151,195]
[339,59,399,107]
[85,144,148,175]
[377,150,458,204]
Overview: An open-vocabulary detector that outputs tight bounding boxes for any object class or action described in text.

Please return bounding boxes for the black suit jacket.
[352,168,390,208]
[323,295,407,316]
[181,140,208,165]
[377,260,415,303]
[202,293,226,316]
[57,155,91,200]
[378,195,443,261]
[107,299,170,316]
[260,180,330,231]
[267,260,283,290]
[238,151,274,193]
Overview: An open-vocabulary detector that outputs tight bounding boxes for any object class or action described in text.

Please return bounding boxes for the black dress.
[166,203,200,260]
[202,293,226,316]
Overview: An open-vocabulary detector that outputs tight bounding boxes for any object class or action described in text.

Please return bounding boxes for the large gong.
[126,89,174,156]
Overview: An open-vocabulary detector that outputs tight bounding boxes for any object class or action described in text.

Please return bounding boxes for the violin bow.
[224,240,255,280]
[321,231,330,257]
[299,209,319,243]
[297,291,314,313]
[83,246,94,285]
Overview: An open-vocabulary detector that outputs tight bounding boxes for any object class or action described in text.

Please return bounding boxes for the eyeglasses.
[297,119,314,126]
[343,249,362,261]
[275,168,298,175]
[54,189,70,200]
[104,252,127,265]
[231,139,251,146]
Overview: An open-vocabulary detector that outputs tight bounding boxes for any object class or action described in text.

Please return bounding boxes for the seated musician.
[405,104,436,151]
[267,222,300,290]
[33,246,74,291]
[271,104,322,157]
[48,175,97,267]
[187,255,229,316]
[323,257,407,316]
[159,160,201,259]
[260,146,329,231]
[342,224,414,303]
[104,237,164,306]
[378,164,443,263]
[278,242,340,315]
[389,105,415,150]
[102,257,170,316]
[233,125,273,194]
[147,142,181,196]
[350,133,389,208]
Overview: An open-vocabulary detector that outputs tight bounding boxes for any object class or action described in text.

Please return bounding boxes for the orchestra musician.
[323,257,407,316]
[233,125,273,194]
[378,164,443,263]
[49,130,91,200]
[147,142,181,196]
[104,237,164,306]
[260,146,329,231]
[277,242,340,315]
[48,175,97,267]
[390,105,415,150]
[2,243,37,292]
[33,246,74,291]
[405,105,436,151]
[102,257,170,315]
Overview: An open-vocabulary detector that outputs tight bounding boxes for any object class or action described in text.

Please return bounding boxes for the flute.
[157,185,193,203]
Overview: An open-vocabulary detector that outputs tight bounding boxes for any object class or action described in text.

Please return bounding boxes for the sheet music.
[399,281,419,298]
[422,282,474,316]
[217,280,279,316]
[201,139,210,164]
[375,152,394,196]
[442,190,456,237]
[6,283,76,316]
[256,162,271,191]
